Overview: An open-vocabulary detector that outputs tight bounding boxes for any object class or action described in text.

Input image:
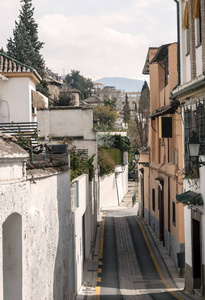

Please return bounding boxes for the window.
[195,0,202,46]
[152,189,155,211]
[172,202,176,226]
[164,56,169,86]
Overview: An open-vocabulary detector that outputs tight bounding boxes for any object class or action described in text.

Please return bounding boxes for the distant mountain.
[94,77,144,92]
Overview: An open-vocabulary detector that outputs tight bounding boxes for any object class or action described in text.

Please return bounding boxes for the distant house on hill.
[93,82,105,90]
[45,74,63,101]
[82,95,103,107]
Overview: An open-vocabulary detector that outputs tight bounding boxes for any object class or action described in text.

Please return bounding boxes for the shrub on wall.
[70,150,95,181]
[106,148,122,165]
[98,148,115,178]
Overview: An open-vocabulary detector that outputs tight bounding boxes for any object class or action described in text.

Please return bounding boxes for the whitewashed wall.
[71,174,92,294]
[183,177,203,268]
[0,77,36,123]
[200,166,205,267]
[0,140,73,300]
[100,165,128,208]
[37,107,97,167]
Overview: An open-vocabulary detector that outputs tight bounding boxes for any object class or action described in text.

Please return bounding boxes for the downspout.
[173,0,181,86]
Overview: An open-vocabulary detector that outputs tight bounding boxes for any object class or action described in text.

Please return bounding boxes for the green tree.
[93,105,118,130]
[104,98,117,111]
[123,93,131,125]
[128,81,150,149]
[7,0,49,96]
[64,70,93,100]
[98,148,115,178]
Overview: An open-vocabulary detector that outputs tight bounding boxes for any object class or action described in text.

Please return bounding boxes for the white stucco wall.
[0,77,36,123]
[100,165,128,208]
[199,166,205,266]
[37,107,98,167]
[183,177,204,268]
[184,207,192,266]
[72,174,92,294]
[196,45,203,77]
[0,154,73,300]
[37,107,95,140]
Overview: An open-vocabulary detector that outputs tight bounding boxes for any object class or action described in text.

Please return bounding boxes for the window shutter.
[193,0,200,19]
[184,1,189,30]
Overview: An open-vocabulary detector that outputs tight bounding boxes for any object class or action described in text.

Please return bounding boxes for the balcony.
[0,122,38,146]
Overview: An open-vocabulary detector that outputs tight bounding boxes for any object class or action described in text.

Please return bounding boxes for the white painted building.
[0,134,73,300]
[37,105,99,294]
[0,52,48,124]
[71,174,94,293]
[171,0,205,296]
[100,164,128,208]
[37,106,98,168]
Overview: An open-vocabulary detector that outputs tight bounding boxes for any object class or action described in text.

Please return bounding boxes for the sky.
[0,0,177,81]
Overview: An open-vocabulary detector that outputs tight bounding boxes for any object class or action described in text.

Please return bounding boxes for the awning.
[32,90,48,109]
[149,100,180,120]
[176,191,203,206]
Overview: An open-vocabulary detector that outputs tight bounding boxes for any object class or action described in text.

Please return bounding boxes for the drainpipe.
[173,0,181,86]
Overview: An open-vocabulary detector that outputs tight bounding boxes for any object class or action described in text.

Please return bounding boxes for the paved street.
[77,181,200,300]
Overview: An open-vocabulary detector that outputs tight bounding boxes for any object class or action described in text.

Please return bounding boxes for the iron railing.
[0,122,38,146]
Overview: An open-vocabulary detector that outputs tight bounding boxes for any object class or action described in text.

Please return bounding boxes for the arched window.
[3,213,22,300]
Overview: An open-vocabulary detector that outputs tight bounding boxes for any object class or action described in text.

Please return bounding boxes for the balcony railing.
[0,122,38,146]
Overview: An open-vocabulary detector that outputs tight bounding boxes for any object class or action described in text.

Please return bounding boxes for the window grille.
[184,99,205,171]
[184,108,192,171]
[196,101,205,154]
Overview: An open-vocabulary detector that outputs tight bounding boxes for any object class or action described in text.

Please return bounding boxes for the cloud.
[0,0,177,80]
[38,13,149,79]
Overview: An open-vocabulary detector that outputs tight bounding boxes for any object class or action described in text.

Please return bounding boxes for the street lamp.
[134,150,140,162]
[187,133,200,158]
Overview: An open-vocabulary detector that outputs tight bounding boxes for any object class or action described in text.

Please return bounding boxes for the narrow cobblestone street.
[77,182,201,300]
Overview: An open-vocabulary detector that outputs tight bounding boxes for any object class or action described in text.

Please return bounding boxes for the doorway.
[3,213,22,300]
[140,169,144,218]
[158,185,164,245]
[192,218,201,289]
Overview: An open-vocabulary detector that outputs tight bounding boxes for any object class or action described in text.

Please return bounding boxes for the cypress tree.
[7,0,49,96]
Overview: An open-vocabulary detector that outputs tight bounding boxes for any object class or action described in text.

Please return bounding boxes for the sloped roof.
[83,95,103,105]
[149,100,180,119]
[142,47,158,75]
[59,84,81,94]
[0,133,28,159]
[0,52,41,82]
[149,43,171,65]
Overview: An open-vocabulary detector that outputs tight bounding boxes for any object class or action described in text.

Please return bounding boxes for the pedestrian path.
[76,181,201,300]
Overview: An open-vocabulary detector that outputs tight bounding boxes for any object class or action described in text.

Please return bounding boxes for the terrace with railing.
[0,122,38,146]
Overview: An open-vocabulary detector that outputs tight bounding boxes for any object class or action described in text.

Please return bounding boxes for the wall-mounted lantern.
[187,133,201,158]
[134,150,140,162]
